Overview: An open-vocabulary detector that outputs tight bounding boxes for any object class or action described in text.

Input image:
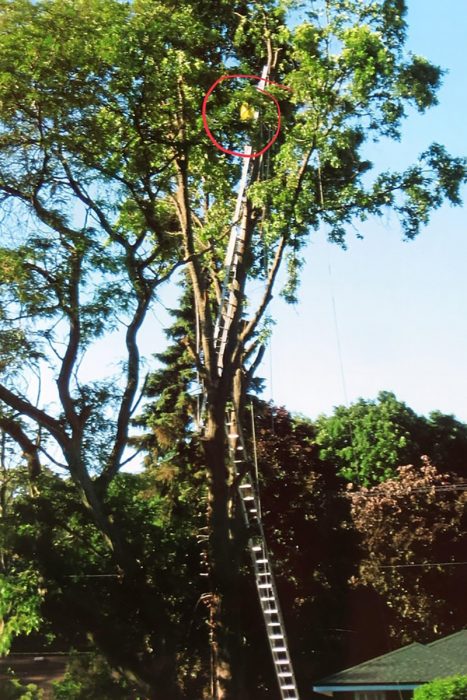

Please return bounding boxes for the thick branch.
[0,415,41,479]
[97,292,152,490]
[57,249,82,433]
[175,159,216,387]
[0,384,67,447]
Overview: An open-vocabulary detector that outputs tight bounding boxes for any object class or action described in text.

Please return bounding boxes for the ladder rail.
[227,417,300,700]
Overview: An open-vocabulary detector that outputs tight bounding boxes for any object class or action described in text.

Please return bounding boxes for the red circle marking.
[202,74,292,159]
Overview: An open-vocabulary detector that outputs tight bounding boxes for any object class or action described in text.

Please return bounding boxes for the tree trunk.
[202,387,249,699]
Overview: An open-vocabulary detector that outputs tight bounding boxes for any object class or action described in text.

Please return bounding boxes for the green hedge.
[414,676,467,700]
[51,653,140,699]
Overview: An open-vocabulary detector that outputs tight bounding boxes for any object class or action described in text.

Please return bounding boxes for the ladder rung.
[264,608,278,614]
[243,496,255,501]
[267,621,281,626]
[260,597,275,602]
[272,646,287,652]
[281,685,296,690]
[258,583,273,589]
[239,483,251,488]
[252,546,262,551]
[278,672,293,677]
[255,558,268,564]
[269,634,284,640]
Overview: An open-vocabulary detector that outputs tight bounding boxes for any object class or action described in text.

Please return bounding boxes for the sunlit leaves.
[415,676,467,700]
[315,391,424,485]
[0,569,43,654]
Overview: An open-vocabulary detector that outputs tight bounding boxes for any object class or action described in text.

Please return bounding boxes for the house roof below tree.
[313,629,467,695]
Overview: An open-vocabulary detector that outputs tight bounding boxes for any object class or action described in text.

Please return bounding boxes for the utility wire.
[63,574,121,578]
[379,561,467,569]
[344,482,467,497]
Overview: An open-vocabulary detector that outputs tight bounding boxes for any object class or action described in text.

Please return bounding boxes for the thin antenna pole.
[195,300,201,427]
[328,263,349,406]
[250,401,262,519]
[268,337,275,435]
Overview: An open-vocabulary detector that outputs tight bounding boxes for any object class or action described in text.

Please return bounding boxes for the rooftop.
[314,629,467,688]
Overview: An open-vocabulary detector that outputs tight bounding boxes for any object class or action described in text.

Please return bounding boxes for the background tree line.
[2,383,466,697]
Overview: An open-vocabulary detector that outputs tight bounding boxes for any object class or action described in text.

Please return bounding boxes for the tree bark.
[201,375,250,699]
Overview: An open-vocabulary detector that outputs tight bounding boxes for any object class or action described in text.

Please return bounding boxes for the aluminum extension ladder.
[226,419,300,700]
[209,65,300,699]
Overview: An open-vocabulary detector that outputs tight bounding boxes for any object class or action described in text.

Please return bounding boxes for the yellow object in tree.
[240,102,255,121]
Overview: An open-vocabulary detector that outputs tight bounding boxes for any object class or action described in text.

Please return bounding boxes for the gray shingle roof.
[315,629,467,687]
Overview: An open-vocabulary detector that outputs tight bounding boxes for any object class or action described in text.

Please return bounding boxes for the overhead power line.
[379,561,467,569]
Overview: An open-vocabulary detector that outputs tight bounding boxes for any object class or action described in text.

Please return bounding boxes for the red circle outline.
[202,74,292,159]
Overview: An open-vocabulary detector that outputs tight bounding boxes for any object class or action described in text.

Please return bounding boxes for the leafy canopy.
[315,391,467,485]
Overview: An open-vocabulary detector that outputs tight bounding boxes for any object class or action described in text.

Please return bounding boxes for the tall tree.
[0,0,236,694]
[173,2,467,691]
[0,0,465,697]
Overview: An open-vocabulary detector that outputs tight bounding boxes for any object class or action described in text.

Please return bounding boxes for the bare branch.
[118,447,144,468]
[239,233,286,349]
[245,344,266,383]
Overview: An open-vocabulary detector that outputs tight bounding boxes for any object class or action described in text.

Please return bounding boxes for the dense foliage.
[2,396,467,695]
[349,458,467,644]
[315,391,467,485]
[414,676,467,700]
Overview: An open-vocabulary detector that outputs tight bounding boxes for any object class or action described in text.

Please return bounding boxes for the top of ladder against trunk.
[227,408,301,699]
[212,65,269,376]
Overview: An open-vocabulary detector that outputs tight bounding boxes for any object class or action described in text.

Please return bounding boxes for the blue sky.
[264,0,467,422]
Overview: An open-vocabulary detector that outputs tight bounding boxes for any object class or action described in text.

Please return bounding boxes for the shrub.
[51,653,140,699]
[0,675,43,699]
[414,676,467,700]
